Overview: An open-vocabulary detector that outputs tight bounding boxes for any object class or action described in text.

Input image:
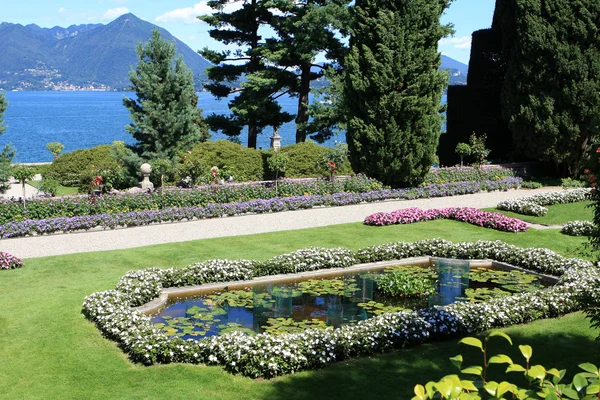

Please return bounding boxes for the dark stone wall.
[441,0,516,166]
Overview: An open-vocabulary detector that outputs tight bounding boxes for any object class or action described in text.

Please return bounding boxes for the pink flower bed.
[0,251,23,270]
[364,207,529,233]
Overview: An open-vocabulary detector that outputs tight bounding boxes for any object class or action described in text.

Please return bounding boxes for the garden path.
[0,187,565,259]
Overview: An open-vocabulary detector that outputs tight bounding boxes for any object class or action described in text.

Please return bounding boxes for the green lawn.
[28,180,80,196]
[485,200,594,225]
[0,219,597,399]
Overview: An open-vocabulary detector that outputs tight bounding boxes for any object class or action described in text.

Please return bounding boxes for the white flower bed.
[83,240,600,378]
[497,188,590,216]
[561,220,595,236]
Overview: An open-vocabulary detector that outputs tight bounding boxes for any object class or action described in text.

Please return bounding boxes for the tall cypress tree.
[123,29,209,160]
[344,0,452,188]
[199,0,294,149]
[501,0,600,176]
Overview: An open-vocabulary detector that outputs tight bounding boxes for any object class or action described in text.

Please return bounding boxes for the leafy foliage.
[376,272,436,298]
[413,331,600,399]
[46,142,64,158]
[124,29,209,160]
[501,0,600,177]
[177,140,264,184]
[344,0,451,187]
[199,0,294,148]
[455,143,471,167]
[278,141,353,178]
[0,92,14,193]
[42,145,120,186]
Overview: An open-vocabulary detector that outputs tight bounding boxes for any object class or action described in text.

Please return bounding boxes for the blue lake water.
[1,91,446,163]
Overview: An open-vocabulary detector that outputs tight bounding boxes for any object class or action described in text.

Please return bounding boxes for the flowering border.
[82,239,599,378]
[1,178,522,239]
[561,220,595,236]
[364,207,529,232]
[497,188,589,216]
[0,251,22,270]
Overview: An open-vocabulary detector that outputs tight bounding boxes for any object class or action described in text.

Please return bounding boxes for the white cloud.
[155,2,242,24]
[439,36,472,50]
[102,7,129,21]
[188,35,197,41]
[57,7,67,13]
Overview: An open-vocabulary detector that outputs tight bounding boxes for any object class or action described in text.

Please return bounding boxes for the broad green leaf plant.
[413,332,600,399]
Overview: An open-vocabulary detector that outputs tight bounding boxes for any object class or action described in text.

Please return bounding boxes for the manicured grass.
[28,180,80,196]
[485,200,594,225]
[0,218,597,399]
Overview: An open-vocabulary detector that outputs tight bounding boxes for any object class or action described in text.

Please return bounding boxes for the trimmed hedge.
[183,140,264,182]
[82,239,600,378]
[278,142,353,178]
[42,145,120,186]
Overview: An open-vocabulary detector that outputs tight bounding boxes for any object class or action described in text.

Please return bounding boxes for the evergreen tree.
[0,92,15,193]
[199,0,294,149]
[124,29,209,160]
[265,0,350,143]
[344,0,452,187]
[501,0,600,177]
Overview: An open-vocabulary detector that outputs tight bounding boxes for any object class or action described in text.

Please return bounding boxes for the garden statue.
[140,163,154,190]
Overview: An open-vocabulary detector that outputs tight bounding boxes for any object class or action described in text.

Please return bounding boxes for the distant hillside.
[0,13,211,91]
[441,55,468,86]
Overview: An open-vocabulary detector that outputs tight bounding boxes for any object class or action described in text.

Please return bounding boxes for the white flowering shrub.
[255,247,358,276]
[83,240,600,378]
[497,188,590,216]
[561,220,595,236]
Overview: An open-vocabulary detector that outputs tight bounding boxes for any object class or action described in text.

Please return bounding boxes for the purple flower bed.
[0,178,522,239]
[0,251,23,270]
[364,207,529,233]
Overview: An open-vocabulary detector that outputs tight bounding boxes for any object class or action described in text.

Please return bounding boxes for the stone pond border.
[82,238,600,378]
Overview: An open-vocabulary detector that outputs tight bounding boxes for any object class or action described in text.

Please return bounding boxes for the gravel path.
[0,187,565,259]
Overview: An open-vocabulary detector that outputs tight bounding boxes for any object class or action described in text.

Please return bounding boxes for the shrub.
[178,140,263,183]
[455,142,471,167]
[561,177,586,188]
[422,166,515,185]
[520,180,543,189]
[279,142,353,178]
[497,188,590,216]
[42,145,120,186]
[376,272,436,297]
[413,332,600,400]
[562,220,595,236]
[0,251,22,270]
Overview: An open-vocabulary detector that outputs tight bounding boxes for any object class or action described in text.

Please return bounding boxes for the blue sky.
[3,0,495,65]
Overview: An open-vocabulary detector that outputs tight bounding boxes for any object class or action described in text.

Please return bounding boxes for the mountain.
[0,13,212,91]
[441,55,468,86]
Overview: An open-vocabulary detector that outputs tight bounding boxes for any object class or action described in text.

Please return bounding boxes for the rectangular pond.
[150,259,547,339]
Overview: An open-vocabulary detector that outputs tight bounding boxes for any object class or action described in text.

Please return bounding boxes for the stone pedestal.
[270,127,281,151]
[140,163,154,190]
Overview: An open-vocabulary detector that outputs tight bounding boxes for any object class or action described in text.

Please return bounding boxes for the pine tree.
[199,0,294,148]
[501,0,600,176]
[344,0,452,187]
[124,29,209,160]
[265,0,350,143]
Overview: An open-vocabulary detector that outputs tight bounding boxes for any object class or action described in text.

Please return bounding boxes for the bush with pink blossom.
[0,251,23,270]
[364,207,529,233]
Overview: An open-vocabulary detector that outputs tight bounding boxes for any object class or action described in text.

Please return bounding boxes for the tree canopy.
[344,0,452,188]
[124,29,209,160]
[501,0,600,176]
